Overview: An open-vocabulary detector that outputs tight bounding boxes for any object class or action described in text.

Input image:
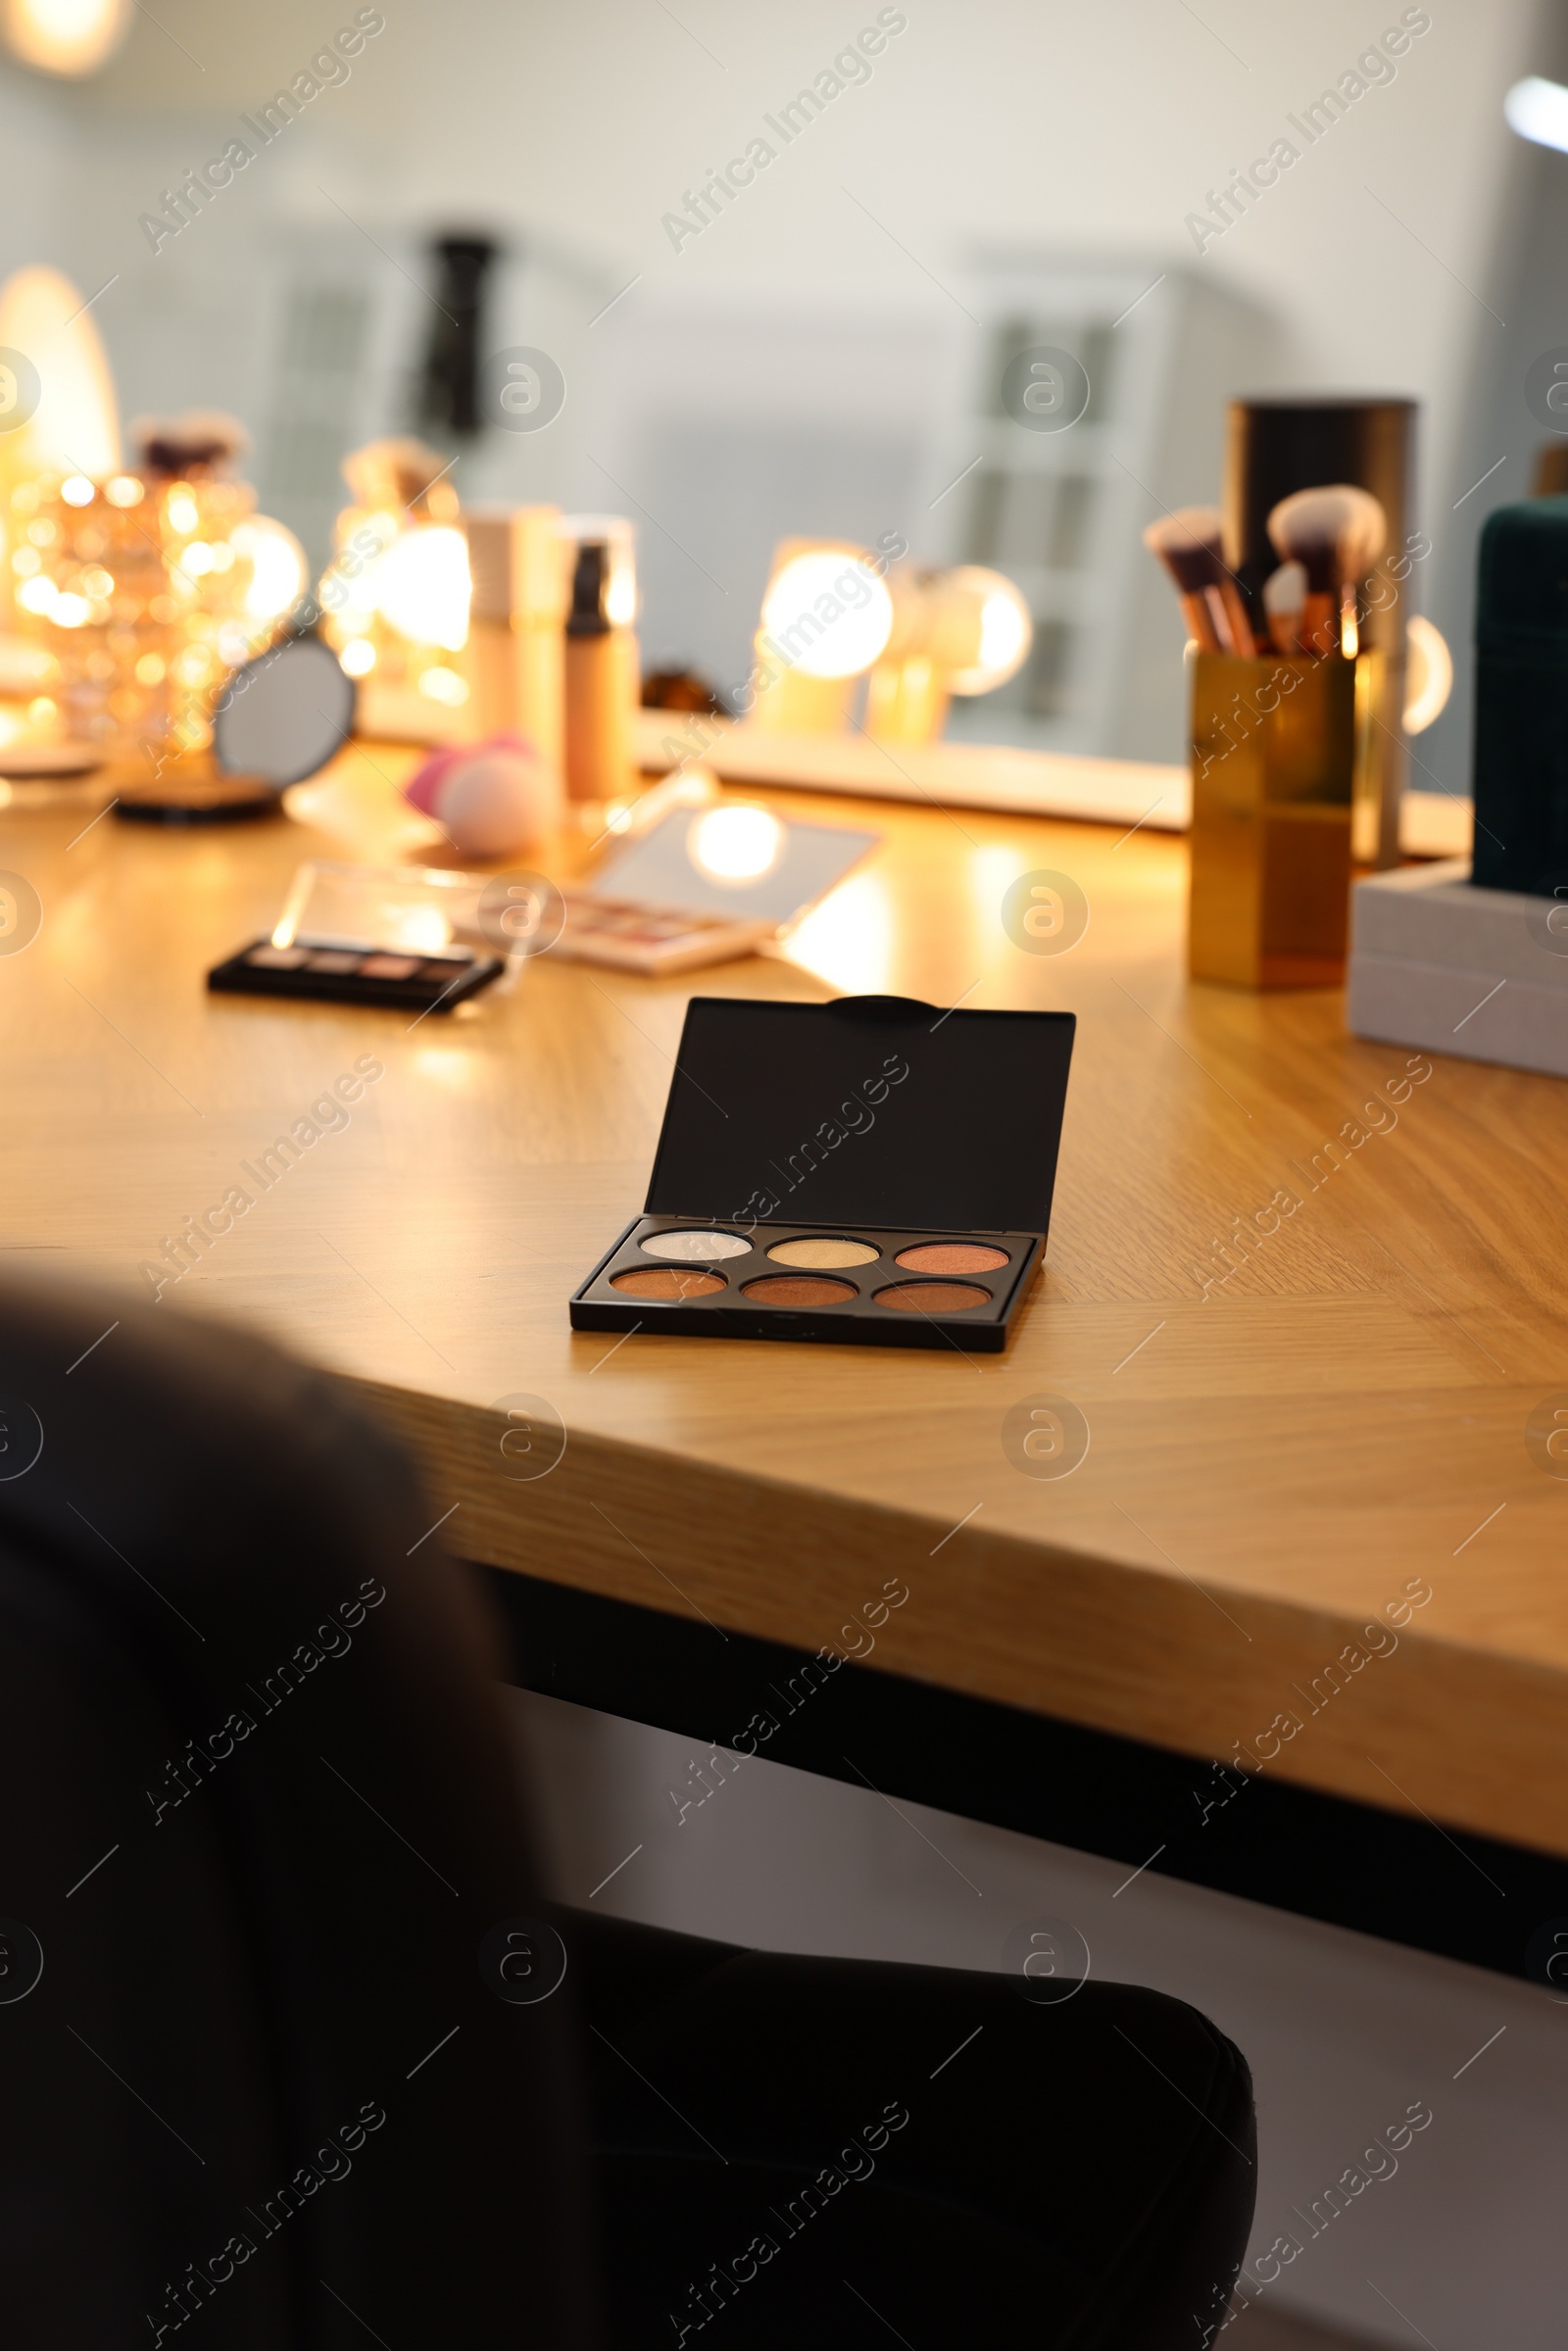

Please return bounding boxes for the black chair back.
[0,1277,596,2347]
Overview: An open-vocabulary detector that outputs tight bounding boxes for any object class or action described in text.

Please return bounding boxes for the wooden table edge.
[342,1373,1568,1865]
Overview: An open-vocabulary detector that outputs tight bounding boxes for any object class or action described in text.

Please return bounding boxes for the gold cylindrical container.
[1189,651,1374,988]
[1224,398,1413,871]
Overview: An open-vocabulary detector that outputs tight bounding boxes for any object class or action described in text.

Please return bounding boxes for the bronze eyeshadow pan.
[611,1266,726,1300]
[894,1241,1009,1276]
[569,993,1075,1354]
[741,1273,858,1307]
[874,1280,992,1313]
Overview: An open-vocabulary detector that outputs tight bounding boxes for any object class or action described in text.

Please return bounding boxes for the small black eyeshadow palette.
[569,994,1076,1354]
[207,940,505,1012]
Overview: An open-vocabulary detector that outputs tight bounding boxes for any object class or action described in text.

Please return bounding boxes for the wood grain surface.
[3,745,1565,1856]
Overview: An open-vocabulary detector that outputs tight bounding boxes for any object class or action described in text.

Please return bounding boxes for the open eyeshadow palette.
[207,860,507,1011]
[570,994,1076,1352]
[208,938,503,1011]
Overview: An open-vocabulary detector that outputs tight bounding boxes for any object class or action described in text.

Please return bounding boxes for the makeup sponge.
[403,734,559,857]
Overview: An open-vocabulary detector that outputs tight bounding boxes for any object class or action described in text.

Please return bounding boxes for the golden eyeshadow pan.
[874,1280,991,1313]
[895,1241,1009,1275]
[741,1273,857,1306]
[766,1236,879,1269]
[569,993,1075,1353]
[611,1266,727,1300]
[209,938,505,1012]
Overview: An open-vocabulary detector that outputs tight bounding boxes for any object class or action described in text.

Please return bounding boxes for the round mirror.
[214,633,356,786]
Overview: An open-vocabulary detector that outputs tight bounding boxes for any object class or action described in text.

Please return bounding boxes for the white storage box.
[1348,857,1568,1078]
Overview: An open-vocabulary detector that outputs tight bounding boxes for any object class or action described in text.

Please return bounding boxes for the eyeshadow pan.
[360,953,421,979]
[245,945,309,969]
[642,1229,752,1263]
[741,1273,857,1307]
[895,1241,1010,1275]
[305,950,360,974]
[875,1281,991,1313]
[766,1236,880,1270]
[611,1266,727,1300]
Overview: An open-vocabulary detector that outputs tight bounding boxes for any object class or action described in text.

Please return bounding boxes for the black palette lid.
[645,995,1075,1235]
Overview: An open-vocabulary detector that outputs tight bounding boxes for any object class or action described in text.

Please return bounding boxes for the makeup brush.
[1142,509,1255,657]
[1265,486,1387,659]
[1261,562,1306,658]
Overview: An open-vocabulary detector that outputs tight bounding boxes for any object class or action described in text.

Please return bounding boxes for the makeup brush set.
[1143,484,1388,664]
[1140,398,1417,988]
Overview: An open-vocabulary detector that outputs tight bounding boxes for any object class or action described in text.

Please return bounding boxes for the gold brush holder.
[1189,651,1377,989]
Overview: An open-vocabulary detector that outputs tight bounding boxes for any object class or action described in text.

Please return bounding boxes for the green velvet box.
[1472,495,1568,894]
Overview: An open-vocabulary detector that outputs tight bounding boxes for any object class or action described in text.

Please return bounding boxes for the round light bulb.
[941,567,1034,694]
[761,549,894,678]
[1403,614,1453,736]
[689,803,784,883]
[375,524,470,651]
[230,514,307,625]
[2,0,130,75]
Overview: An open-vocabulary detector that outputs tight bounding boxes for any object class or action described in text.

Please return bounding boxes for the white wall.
[0,0,1552,641]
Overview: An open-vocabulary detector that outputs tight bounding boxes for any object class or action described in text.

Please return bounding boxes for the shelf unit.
[926,256,1272,765]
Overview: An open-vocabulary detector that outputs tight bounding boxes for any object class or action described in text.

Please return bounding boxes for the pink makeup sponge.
[403,734,559,857]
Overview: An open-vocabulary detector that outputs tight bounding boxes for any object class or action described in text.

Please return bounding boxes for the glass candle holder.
[6,467,275,764]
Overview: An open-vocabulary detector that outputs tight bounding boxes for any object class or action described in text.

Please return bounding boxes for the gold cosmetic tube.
[1189,651,1377,989]
[463,507,567,776]
[564,626,637,803]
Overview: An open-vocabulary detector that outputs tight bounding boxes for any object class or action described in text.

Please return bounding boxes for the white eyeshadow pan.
[640,1228,752,1263]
